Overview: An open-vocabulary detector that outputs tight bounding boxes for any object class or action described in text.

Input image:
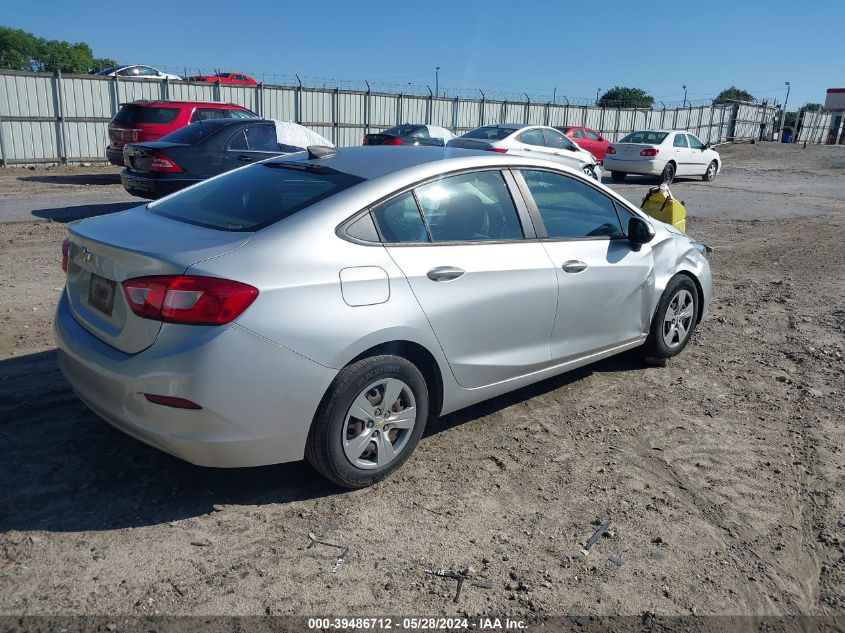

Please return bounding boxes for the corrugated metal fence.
[0,69,815,165]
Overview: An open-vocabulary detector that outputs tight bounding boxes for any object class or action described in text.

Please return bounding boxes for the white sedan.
[96,65,182,81]
[604,130,721,184]
[448,124,602,181]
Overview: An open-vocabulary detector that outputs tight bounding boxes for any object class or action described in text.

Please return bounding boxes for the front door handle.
[237,155,253,162]
[427,266,465,282]
[562,260,588,273]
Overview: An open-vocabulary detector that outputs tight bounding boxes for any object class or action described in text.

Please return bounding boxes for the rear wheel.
[611,171,626,182]
[703,160,718,181]
[660,162,676,184]
[642,275,699,361]
[305,355,428,488]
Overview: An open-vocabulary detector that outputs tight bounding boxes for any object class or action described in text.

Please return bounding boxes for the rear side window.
[518,129,546,146]
[149,163,365,231]
[382,125,426,138]
[229,109,259,119]
[113,106,179,126]
[192,108,229,122]
[571,129,585,138]
[673,134,689,147]
[372,193,428,243]
[416,171,523,242]
[521,170,623,239]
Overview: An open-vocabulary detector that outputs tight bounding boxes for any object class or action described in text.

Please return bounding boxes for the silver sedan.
[55,146,711,488]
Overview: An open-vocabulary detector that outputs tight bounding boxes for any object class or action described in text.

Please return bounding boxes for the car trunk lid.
[447,138,498,151]
[123,142,187,172]
[65,208,252,354]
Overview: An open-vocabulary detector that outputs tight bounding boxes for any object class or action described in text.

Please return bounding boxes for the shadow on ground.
[0,348,641,533]
[32,201,140,222]
[20,174,121,187]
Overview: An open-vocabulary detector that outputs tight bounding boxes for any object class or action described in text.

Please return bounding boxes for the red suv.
[106,100,258,165]
[187,72,258,86]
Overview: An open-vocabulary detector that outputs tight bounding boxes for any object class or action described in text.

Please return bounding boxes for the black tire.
[611,171,626,182]
[702,160,718,182]
[305,355,429,488]
[642,275,699,361]
[660,162,676,184]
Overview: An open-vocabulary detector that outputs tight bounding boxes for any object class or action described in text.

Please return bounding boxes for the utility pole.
[682,85,687,107]
[778,81,791,141]
[435,67,440,98]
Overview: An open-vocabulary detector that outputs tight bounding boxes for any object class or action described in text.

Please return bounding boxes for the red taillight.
[382,137,403,145]
[640,148,659,157]
[488,147,508,153]
[362,136,369,145]
[143,394,202,409]
[61,237,69,272]
[606,146,616,155]
[122,276,258,325]
[150,151,183,173]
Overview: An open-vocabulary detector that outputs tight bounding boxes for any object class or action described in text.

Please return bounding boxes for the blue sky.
[4,0,841,108]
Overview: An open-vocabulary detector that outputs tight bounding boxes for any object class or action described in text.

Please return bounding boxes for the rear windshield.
[619,131,669,144]
[463,126,519,141]
[149,163,365,231]
[113,105,179,126]
[159,121,222,145]
[382,125,424,137]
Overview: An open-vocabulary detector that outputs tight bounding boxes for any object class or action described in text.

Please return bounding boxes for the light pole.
[682,85,687,107]
[778,81,791,141]
[435,67,440,98]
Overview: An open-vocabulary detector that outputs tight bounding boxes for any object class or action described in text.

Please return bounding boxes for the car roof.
[120,100,250,108]
[269,145,562,180]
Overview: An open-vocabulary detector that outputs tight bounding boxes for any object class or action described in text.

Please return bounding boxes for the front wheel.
[703,160,718,181]
[305,355,429,488]
[642,275,699,361]
[660,162,676,184]
[582,165,599,180]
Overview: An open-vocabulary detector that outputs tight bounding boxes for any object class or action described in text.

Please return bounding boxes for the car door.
[686,133,708,173]
[375,170,559,389]
[514,128,554,161]
[584,129,608,160]
[223,123,281,170]
[569,127,589,152]
[542,128,588,170]
[671,133,693,175]
[515,168,654,362]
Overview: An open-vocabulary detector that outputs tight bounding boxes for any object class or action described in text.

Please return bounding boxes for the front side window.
[687,134,705,149]
[673,134,689,148]
[518,128,546,146]
[585,129,601,141]
[521,169,623,239]
[415,171,523,242]
[372,192,428,243]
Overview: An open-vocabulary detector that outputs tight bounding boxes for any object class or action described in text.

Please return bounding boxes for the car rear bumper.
[106,146,124,166]
[603,156,665,176]
[120,170,200,199]
[54,291,337,468]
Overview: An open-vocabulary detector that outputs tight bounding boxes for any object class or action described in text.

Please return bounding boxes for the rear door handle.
[236,155,253,162]
[562,260,588,273]
[427,266,465,282]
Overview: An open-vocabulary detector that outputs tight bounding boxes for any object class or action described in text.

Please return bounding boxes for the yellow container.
[641,186,686,233]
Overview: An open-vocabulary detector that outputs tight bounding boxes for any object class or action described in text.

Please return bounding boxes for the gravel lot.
[0,143,843,624]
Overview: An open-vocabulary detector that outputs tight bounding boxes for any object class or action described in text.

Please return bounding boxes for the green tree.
[714,86,755,104]
[598,86,654,108]
[0,25,114,74]
[803,103,823,111]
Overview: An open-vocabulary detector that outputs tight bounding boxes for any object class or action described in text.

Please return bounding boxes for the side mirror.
[628,216,655,247]
[704,142,711,149]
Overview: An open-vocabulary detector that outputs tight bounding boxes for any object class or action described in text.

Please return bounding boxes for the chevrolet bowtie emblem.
[77,247,92,263]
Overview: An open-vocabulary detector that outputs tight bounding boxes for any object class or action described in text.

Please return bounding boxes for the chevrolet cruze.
[55,146,711,488]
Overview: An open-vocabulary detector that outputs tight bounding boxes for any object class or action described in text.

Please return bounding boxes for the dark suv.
[106,100,257,165]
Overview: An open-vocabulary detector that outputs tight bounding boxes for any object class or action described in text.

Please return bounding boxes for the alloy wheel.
[662,289,695,349]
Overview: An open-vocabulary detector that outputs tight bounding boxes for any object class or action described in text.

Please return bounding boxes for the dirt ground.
[0,143,843,625]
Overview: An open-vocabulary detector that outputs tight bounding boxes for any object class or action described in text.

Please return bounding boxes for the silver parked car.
[55,146,711,488]
[448,124,602,181]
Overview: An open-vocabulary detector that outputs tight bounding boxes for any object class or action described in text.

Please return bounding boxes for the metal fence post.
[426,85,432,125]
[500,100,507,124]
[397,92,403,125]
[161,77,168,101]
[0,111,6,167]
[523,94,530,125]
[706,105,715,143]
[332,87,338,145]
[364,81,370,136]
[214,79,221,103]
[452,95,459,134]
[479,90,485,127]
[295,75,302,124]
[544,101,550,127]
[256,83,263,118]
[53,70,68,164]
[111,74,120,116]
